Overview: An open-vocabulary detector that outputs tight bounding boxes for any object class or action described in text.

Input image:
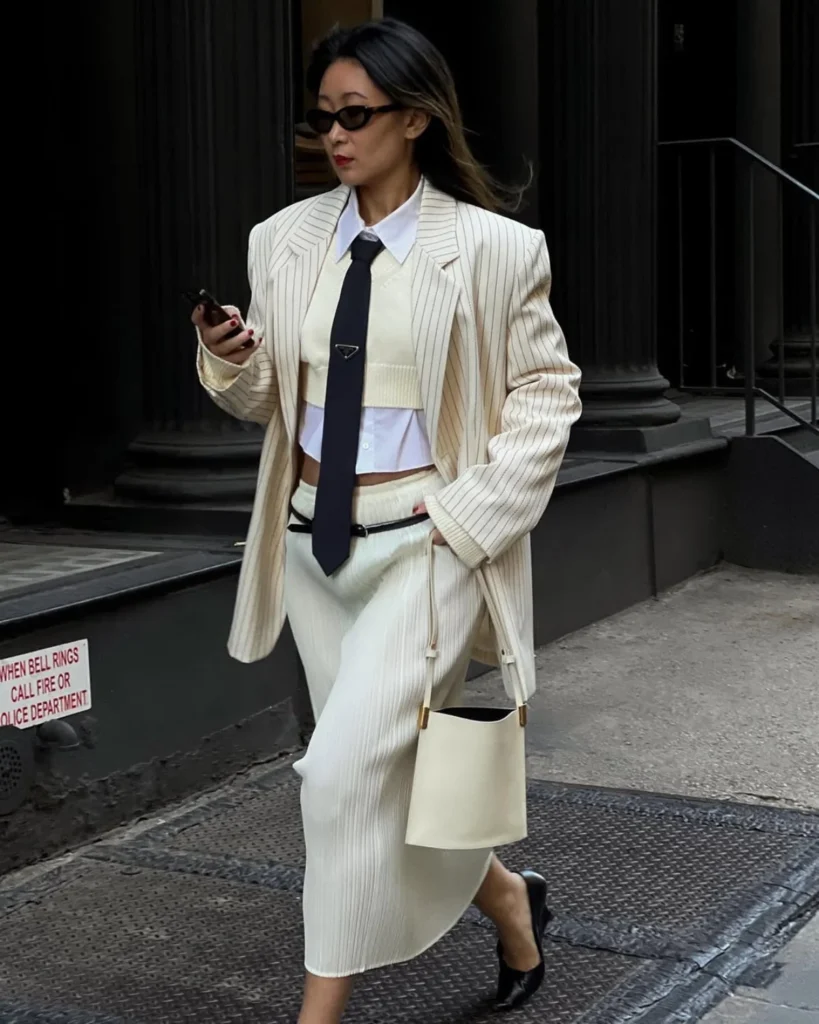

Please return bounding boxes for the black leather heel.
[494,870,551,1012]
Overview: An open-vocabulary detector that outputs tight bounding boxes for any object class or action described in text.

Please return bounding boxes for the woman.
[194,18,581,1024]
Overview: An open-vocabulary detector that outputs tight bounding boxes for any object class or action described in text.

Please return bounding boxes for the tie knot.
[350,235,384,265]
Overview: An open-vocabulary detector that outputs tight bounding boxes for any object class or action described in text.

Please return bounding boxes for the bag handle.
[420,533,528,729]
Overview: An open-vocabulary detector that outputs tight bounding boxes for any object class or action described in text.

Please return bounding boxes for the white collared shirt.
[334,175,423,264]
[300,178,433,475]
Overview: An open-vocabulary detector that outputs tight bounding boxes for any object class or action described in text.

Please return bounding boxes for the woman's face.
[316,58,426,187]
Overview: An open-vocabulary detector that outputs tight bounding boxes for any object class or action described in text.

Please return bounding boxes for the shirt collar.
[335,177,423,265]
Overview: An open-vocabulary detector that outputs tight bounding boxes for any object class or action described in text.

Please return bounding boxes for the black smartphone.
[183,288,254,349]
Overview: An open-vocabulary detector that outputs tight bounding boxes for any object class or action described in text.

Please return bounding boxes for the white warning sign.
[0,640,91,729]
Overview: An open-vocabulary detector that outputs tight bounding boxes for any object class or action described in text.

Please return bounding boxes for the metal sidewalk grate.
[0,768,816,1024]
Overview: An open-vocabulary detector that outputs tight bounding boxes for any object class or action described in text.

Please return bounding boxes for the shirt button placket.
[361,417,374,471]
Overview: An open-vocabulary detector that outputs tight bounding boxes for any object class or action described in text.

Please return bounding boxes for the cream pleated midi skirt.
[285,469,493,977]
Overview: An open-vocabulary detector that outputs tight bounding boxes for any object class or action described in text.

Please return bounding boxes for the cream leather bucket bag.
[405,536,528,850]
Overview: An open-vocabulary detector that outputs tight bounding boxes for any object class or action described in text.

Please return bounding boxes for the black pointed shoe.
[494,870,552,1012]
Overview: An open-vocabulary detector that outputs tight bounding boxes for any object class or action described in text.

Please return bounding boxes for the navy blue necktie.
[312,235,384,575]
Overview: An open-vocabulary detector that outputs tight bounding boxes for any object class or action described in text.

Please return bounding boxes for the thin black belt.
[288,506,430,538]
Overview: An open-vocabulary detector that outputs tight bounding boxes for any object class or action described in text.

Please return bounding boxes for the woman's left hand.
[414,503,447,546]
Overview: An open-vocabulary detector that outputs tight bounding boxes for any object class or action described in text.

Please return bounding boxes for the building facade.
[1,0,816,867]
[12,0,815,522]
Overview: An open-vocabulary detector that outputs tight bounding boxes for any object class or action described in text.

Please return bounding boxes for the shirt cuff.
[197,338,247,392]
[423,493,487,569]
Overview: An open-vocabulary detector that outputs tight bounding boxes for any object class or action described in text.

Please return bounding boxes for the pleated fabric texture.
[286,469,493,977]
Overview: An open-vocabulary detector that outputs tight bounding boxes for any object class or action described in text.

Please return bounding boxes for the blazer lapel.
[411,183,461,460]
[270,185,349,443]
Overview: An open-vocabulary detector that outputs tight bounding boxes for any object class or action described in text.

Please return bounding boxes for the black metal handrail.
[658,136,818,437]
[660,136,819,199]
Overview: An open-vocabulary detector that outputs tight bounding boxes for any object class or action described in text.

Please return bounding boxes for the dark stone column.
[114,0,294,502]
[735,0,782,377]
[539,0,703,452]
[761,0,819,393]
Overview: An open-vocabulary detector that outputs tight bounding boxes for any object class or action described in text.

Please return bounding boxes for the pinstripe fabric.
[287,471,492,976]
[197,182,582,699]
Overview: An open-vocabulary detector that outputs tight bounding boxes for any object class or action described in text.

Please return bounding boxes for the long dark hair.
[306,18,523,213]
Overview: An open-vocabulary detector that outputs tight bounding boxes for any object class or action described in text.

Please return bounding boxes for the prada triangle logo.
[335,344,360,360]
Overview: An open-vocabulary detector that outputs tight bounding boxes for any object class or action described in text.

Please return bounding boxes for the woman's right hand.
[192,303,261,366]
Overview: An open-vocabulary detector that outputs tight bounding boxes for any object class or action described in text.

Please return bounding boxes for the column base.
[569,368,700,451]
[568,418,714,454]
[578,370,682,428]
[114,430,262,503]
[758,330,819,397]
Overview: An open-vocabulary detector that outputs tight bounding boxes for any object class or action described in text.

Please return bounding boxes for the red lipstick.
[334,155,353,167]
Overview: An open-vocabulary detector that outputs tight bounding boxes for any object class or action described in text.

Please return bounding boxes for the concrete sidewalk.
[475,564,819,810]
[701,914,818,1023]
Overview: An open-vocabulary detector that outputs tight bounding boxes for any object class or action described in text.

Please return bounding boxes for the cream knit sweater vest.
[300,244,422,409]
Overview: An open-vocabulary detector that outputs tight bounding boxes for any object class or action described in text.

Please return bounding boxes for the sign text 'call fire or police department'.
[0,640,91,729]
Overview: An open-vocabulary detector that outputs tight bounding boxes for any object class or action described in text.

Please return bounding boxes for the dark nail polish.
[230,319,238,327]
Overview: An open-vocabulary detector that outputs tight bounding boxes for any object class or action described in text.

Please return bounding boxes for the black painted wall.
[7,3,136,523]
[657,0,738,142]
[0,575,303,875]
[726,437,819,573]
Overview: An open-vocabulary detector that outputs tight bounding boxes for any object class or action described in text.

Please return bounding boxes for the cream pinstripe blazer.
[197,181,581,699]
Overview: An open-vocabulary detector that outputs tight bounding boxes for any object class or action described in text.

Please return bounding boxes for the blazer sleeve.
[424,230,582,568]
[196,222,279,426]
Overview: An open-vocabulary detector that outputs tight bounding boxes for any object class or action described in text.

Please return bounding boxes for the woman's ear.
[404,109,431,141]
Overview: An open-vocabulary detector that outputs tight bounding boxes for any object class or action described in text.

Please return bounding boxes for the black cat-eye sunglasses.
[305,104,403,135]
